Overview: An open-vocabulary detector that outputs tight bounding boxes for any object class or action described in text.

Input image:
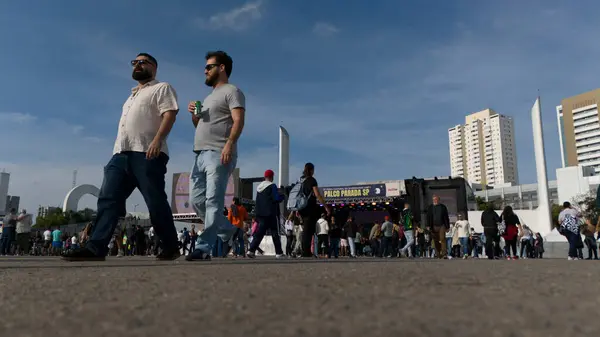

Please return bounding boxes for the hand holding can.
[194,101,202,117]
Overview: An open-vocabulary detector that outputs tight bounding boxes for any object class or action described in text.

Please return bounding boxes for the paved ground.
[0,256,597,337]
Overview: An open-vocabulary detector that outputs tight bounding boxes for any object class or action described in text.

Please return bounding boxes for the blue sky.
[0,0,598,215]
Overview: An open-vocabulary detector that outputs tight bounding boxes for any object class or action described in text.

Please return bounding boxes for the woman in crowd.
[297,162,331,258]
[500,206,520,260]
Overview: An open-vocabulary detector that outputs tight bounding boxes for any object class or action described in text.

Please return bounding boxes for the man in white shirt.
[62,53,180,262]
[43,228,52,254]
[316,214,329,256]
[453,213,470,259]
[15,209,33,255]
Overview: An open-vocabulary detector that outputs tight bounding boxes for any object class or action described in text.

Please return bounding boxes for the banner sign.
[322,184,387,200]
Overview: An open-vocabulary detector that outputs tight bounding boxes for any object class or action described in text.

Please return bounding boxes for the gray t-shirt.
[381,221,393,237]
[194,84,245,153]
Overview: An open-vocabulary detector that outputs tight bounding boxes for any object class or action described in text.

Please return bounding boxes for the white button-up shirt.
[113,80,179,156]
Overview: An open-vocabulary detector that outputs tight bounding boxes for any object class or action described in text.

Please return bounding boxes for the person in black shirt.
[328,217,341,258]
[343,217,358,258]
[298,163,331,257]
[480,203,501,259]
[426,195,450,259]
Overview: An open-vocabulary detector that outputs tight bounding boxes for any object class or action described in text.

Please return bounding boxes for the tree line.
[34,208,95,229]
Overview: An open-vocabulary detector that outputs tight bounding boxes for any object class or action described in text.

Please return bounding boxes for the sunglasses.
[205,63,221,71]
[130,59,155,67]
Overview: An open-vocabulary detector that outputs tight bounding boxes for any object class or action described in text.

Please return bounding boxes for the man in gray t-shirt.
[186,50,246,261]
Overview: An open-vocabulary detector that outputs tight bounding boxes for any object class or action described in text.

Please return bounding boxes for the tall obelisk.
[531,96,553,234]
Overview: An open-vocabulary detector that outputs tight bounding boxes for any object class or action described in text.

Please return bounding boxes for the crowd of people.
[0,49,597,263]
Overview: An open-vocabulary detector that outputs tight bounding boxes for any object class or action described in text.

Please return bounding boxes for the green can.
[194,101,202,116]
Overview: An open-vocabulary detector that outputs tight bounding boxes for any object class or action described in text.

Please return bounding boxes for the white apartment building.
[448,109,519,187]
[556,88,600,173]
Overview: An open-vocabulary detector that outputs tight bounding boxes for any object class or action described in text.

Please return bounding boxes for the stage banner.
[322,184,387,201]
[171,169,239,214]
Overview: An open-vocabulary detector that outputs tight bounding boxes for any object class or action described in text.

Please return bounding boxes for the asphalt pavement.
[0,256,597,337]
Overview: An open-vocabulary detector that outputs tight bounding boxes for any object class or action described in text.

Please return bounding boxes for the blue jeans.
[1,227,15,255]
[459,237,468,256]
[329,238,340,258]
[190,150,237,254]
[565,230,579,258]
[212,239,223,257]
[446,237,452,256]
[86,152,178,256]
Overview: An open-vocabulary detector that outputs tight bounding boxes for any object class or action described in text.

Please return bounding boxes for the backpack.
[287,178,313,211]
[497,220,506,236]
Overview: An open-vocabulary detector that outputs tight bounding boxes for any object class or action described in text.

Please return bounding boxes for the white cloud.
[193,1,264,31]
[0,112,36,124]
[312,22,340,37]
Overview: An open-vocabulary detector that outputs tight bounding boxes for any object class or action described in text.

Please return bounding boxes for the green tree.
[572,191,600,222]
[475,197,487,210]
[551,203,562,229]
[33,207,69,228]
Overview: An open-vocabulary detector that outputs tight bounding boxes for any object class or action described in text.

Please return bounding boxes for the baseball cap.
[264,169,274,178]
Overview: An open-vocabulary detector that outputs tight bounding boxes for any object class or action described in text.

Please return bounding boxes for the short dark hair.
[137,53,158,67]
[563,201,571,208]
[206,51,233,77]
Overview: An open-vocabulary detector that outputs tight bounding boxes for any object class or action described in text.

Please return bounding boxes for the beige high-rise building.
[448,109,519,187]
[556,88,600,172]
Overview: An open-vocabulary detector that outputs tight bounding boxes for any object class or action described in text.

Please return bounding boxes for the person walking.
[426,195,450,259]
[62,53,180,261]
[247,170,285,258]
[186,51,246,261]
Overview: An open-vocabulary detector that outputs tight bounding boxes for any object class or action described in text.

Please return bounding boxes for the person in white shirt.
[43,229,52,255]
[62,53,180,262]
[558,201,583,260]
[15,209,33,255]
[453,213,470,259]
[316,214,329,257]
[71,235,79,249]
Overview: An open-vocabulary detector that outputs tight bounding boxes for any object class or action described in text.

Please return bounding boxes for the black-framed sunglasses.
[205,63,221,71]
[131,59,155,67]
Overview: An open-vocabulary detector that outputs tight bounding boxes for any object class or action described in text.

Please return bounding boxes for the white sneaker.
[117,250,124,258]
[276,254,286,259]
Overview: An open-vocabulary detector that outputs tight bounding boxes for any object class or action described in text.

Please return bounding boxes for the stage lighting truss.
[321,197,398,208]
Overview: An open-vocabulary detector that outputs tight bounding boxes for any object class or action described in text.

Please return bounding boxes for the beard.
[132,69,152,81]
[204,73,218,87]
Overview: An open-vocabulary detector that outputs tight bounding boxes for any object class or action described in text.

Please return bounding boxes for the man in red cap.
[247,169,285,258]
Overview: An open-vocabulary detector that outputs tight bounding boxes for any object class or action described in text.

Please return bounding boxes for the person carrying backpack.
[288,163,330,258]
[247,169,285,258]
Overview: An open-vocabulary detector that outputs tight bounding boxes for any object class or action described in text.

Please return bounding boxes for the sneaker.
[156,249,181,261]
[568,257,574,261]
[185,249,211,261]
[61,248,106,262]
[276,254,286,259]
[247,251,256,259]
[463,255,468,259]
[117,249,124,258]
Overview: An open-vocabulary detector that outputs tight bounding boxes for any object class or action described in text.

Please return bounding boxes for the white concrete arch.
[63,184,100,212]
